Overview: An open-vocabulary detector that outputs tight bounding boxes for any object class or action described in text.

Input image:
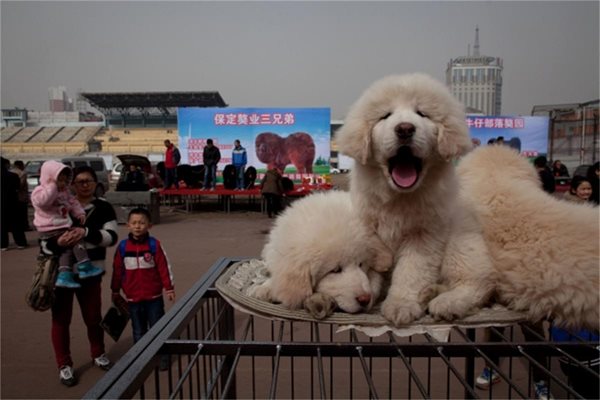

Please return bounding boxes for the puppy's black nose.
[356,294,371,307]
[395,122,415,140]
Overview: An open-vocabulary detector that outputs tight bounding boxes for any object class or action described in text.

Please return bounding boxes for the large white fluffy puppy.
[458,145,599,330]
[336,73,495,326]
[255,190,392,318]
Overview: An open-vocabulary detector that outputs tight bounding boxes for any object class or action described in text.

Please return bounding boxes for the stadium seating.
[50,126,83,142]
[98,128,178,155]
[0,125,102,157]
[28,126,63,142]
[7,127,44,142]
[0,126,23,142]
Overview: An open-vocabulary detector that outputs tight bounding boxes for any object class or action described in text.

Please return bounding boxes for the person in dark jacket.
[260,167,285,218]
[586,162,599,205]
[11,160,31,231]
[120,164,148,191]
[551,160,569,177]
[534,156,555,194]
[1,157,27,250]
[203,139,221,190]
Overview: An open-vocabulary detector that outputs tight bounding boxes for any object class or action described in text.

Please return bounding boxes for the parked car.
[110,161,124,185]
[114,154,161,191]
[61,156,110,197]
[24,157,109,197]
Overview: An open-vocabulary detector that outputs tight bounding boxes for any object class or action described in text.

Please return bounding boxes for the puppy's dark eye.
[380,112,392,120]
[358,262,363,267]
[416,110,428,118]
[332,265,342,273]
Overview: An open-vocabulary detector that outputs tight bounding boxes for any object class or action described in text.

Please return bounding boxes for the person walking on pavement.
[40,166,119,386]
[203,139,221,190]
[232,139,247,190]
[1,157,28,250]
[11,160,31,231]
[163,139,181,190]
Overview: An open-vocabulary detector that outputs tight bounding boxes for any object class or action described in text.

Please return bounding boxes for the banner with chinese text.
[177,107,331,175]
[467,116,550,157]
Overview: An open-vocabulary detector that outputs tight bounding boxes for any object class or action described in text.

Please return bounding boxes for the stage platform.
[159,184,333,213]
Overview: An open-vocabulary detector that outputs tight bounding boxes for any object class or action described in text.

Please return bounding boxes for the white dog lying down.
[458,146,599,330]
[252,190,393,319]
[336,73,495,326]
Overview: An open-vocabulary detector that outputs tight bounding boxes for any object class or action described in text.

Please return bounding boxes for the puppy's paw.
[381,298,425,326]
[304,293,337,319]
[427,292,471,321]
[248,282,272,302]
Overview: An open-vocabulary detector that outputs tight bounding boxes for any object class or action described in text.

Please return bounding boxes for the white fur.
[337,73,495,326]
[458,146,600,330]
[254,190,391,317]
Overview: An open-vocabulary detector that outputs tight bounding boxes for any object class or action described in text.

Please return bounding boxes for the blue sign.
[177,107,331,174]
[467,116,550,157]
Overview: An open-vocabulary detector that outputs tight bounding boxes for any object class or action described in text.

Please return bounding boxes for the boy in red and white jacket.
[111,208,175,343]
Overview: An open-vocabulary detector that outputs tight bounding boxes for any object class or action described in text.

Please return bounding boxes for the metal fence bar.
[452,327,529,399]
[269,345,283,399]
[290,321,295,400]
[313,323,327,399]
[423,333,480,399]
[268,322,285,399]
[204,356,229,398]
[520,324,600,378]
[219,315,256,400]
[169,344,204,400]
[516,344,584,399]
[350,330,379,400]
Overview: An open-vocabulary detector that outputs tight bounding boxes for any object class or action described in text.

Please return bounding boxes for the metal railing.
[86,258,599,399]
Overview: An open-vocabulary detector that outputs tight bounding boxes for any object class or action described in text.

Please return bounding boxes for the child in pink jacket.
[31,160,103,288]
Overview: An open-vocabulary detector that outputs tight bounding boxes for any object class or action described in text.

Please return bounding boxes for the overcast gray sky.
[1,1,598,119]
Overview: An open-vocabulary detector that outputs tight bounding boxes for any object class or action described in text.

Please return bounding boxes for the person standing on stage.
[203,139,221,190]
[232,140,247,190]
[163,139,181,190]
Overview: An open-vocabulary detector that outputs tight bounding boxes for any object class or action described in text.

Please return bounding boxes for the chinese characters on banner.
[467,117,525,129]
[213,112,296,126]
[177,107,331,173]
[467,116,549,157]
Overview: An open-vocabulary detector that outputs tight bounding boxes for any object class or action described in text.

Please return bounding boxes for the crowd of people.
[1,157,176,387]
[161,138,289,217]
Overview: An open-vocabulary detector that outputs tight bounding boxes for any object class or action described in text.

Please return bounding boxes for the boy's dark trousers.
[128,297,165,343]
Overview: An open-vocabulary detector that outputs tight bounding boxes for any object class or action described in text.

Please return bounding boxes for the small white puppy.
[337,73,495,326]
[252,190,392,318]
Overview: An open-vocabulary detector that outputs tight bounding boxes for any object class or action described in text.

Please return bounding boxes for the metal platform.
[86,258,599,399]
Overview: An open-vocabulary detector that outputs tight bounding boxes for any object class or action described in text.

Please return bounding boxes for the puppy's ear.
[270,263,314,310]
[437,115,473,161]
[335,116,372,165]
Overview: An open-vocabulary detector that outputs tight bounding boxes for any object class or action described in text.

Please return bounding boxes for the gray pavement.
[1,208,274,399]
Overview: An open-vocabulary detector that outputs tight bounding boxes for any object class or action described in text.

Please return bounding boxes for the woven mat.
[215,259,526,340]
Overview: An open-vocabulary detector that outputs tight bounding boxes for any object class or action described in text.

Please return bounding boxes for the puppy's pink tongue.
[391,164,418,188]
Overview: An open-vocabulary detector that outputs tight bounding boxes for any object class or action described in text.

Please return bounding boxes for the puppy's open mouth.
[388,147,423,189]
